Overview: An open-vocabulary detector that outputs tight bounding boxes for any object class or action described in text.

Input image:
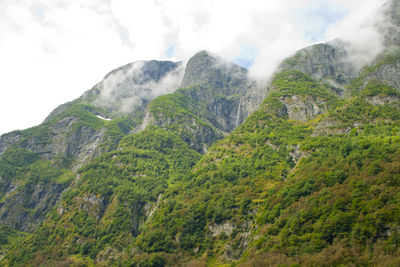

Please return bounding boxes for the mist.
[94,61,185,114]
[325,0,390,71]
[0,0,394,135]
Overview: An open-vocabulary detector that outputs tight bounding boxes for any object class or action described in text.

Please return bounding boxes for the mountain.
[0,49,264,264]
[0,60,185,239]
[139,51,264,153]
[1,0,400,266]
[279,39,356,88]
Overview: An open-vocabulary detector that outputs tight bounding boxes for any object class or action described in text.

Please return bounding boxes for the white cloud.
[0,0,388,134]
[326,0,387,69]
[94,60,184,114]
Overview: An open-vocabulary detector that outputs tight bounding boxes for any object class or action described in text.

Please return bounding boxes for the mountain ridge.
[1,0,400,265]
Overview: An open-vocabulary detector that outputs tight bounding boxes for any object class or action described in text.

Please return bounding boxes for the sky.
[0,0,387,135]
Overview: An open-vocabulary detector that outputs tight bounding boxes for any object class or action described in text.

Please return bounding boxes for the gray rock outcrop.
[180,51,264,132]
[279,40,357,87]
[279,95,327,122]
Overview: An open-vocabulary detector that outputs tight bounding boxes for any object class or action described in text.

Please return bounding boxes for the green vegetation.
[0,99,141,263]
[359,79,400,97]
[247,124,400,265]
[0,147,74,260]
[3,127,200,266]
[2,48,400,266]
[136,70,400,265]
[349,48,400,96]
[146,89,223,152]
[0,148,74,201]
[0,227,27,257]
[270,71,338,100]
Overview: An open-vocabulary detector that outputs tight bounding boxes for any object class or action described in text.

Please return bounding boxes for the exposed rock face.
[366,94,400,105]
[0,132,21,157]
[180,51,264,132]
[140,107,223,153]
[181,51,248,91]
[207,221,252,261]
[0,116,108,234]
[3,3,400,263]
[0,182,65,232]
[138,51,265,152]
[0,60,188,237]
[208,222,234,237]
[66,127,107,169]
[279,40,356,87]
[363,60,400,90]
[43,102,74,124]
[78,194,106,220]
[380,0,400,46]
[3,62,186,168]
[20,116,107,170]
[279,95,327,122]
[183,88,241,132]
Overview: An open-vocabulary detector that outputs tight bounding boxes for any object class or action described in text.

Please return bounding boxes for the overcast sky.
[0,0,386,135]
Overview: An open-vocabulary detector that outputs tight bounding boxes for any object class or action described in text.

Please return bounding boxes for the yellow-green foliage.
[4,64,400,266]
[3,127,200,266]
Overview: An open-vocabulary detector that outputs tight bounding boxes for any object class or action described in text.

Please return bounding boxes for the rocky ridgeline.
[0,1,400,264]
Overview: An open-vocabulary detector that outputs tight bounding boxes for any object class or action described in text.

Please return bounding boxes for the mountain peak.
[278,39,356,87]
[181,50,247,89]
[82,60,184,115]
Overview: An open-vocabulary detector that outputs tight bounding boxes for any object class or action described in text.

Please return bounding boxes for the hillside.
[1,0,400,266]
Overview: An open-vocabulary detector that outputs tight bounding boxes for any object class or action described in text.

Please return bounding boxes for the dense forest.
[1,1,400,266]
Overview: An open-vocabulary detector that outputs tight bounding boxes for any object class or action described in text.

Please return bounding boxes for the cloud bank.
[94,60,184,114]
[0,0,388,134]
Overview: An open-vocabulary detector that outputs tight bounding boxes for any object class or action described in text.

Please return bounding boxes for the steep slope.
[139,51,264,153]
[350,49,400,93]
[0,59,184,168]
[80,60,184,116]
[8,64,396,266]
[0,51,263,264]
[15,53,400,266]
[133,53,400,266]
[4,127,200,266]
[180,51,264,132]
[13,33,397,266]
[133,26,400,264]
[2,1,400,265]
[381,0,400,46]
[134,70,341,265]
[0,60,183,258]
[279,39,356,88]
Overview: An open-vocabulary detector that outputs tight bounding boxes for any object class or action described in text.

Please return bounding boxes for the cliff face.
[180,51,264,132]
[279,95,328,122]
[0,60,185,242]
[0,132,21,157]
[279,40,357,88]
[138,51,265,153]
[380,0,400,46]
[0,182,65,232]
[0,53,262,240]
[2,1,400,265]
[356,51,400,91]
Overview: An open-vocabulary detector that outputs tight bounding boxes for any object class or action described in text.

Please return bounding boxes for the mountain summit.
[1,1,400,266]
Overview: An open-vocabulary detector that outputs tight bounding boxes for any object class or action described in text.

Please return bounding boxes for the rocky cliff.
[0,60,186,246]
[1,1,400,265]
[279,39,356,88]
[0,51,263,244]
[138,51,264,153]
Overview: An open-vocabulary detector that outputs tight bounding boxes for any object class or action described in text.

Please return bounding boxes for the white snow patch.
[96,115,111,121]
